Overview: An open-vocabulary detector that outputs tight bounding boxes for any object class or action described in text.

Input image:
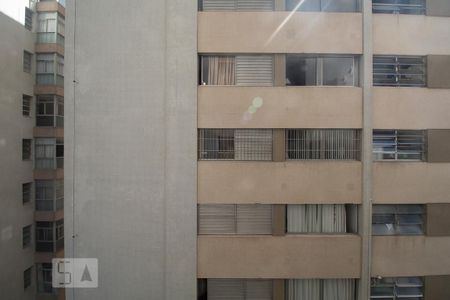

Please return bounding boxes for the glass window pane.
[396,224,423,235]
[372,224,396,235]
[286,56,316,86]
[286,0,320,11]
[321,0,357,12]
[322,57,354,86]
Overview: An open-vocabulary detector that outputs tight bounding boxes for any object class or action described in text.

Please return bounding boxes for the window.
[36,221,64,253]
[36,54,64,86]
[287,279,356,300]
[200,55,273,86]
[22,139,32,160]
[371,277,423,299]
[37,12,65,46]
[206,279,273,300]
[286,129,361,160]
[287,204,357,233]
[37,263,54,293]
[36,96,64,127]
[24,7,33,30]
[286,55,358,86]
[200,0,274,11]
[23,225,32,248]
[23,51,32,73]
[286,0,358,12]
[372,204,425,235]
[36,180,63,211]
[373,55,426,87]
[198,204,272,234]
[198,129,273,160]
[23,183,32,204]
[372,0,425,15]
[56,138,64,168]
[22,95,32,117]
[373,130,425,161]
[36,221,54,252]
[35,138,63,169]
[24,267,32,289]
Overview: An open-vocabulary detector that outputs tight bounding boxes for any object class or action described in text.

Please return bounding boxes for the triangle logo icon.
[81,265,92,282]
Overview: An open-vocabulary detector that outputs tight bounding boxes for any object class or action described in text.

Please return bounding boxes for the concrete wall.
[427,55,450,89]
[0,12,36,300]
[64,1,197,299]
[373,163,450,204]
[426,0,450,17]
[424,275,450,300]
[373,15,450,55]
[428,129,450,162]
[198,12,362,54]
[198,86,362,128]
[372,236,450,276]
[373,88,450,129]
[426,204,450,236]
[198,161,361,204]
[198,235,361,278]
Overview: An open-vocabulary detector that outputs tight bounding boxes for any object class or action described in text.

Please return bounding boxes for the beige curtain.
[207,56,235,85]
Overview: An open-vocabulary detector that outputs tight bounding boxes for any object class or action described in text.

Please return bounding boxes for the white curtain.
[323,279,355,300]
[287,279,355,300]
[287,204,346,233]
[286,279,320,300]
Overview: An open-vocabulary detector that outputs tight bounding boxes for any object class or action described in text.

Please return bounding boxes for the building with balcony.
[0,0,65,299]
[64,0,450,299]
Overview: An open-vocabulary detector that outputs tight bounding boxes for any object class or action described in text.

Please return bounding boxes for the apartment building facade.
[65,0,450,299]
[0,0,65,299]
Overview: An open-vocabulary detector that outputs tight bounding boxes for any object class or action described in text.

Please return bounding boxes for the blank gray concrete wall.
[426,0,450,17]
[0,12,36,300]
[427,55,450,89]
[64,0,197,299]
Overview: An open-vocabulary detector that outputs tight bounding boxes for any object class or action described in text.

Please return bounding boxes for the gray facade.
[64,1,197,299]
[0,12,36,300]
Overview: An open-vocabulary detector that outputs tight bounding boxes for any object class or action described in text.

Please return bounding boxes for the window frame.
[24,267,32,289]
[373,55,426,87]
[372,0,426,15]
[373,129,426,161]
[22,182,32,204]
[286,54,359,87]
[22,139,32,161]
[23,51,32,73]
[22,225,32,248]
[372,204,425,236]
[22,95,32,117]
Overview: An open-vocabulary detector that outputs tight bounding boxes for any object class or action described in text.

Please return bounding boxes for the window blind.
[208,279,273,300]
[198,204,272,234]
[235,55,274,86]
[202,0,274,11]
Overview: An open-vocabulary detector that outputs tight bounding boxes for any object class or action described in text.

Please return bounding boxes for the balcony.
[199,86,362,128]
[373,162,450,204]
[373,14,450,55]
[198,235,361,278]
[374,88,450,129]
[198,161,361,204]
[372,236,450,276]
[198,12,362,54]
